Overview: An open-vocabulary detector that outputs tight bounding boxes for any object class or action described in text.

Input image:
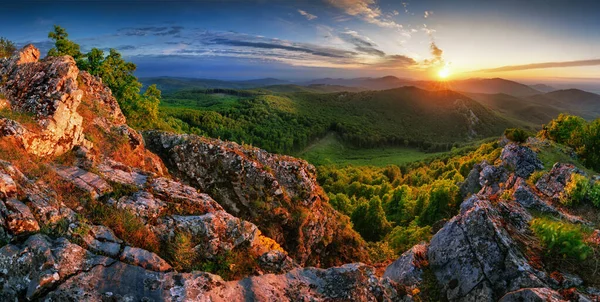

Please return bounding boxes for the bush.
[165,231,197,271]
[560,173,590,206]
[0,37,16,58]
[387,221,432,254]
[590,181,600,208]
[504,128,529,143]
[530,218,592,260]
[366,241,396,263]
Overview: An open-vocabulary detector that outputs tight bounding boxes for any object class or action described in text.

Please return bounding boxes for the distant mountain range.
[142,75,600,127]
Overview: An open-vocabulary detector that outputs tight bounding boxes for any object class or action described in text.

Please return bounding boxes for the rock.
[77,71,126,125]
[428,198,549,301]
[0,45,89,157]
[459,163,482,197]
[0,234,114,300]
[536,163,584,201]
[257,250,297,274]
[479,161,507,191]
[116,191,166,221]
[499,288,566,302]
[119,246,172,272]
[90,225,122,243]
[384,243,428,287]
[87,239,120,257]
[46,261,403,301]
[144,131,368,267]
[1,198,40,235]
[54,166,111,199]
[0,170,17,199]
[150,177,223,214]
[97,161,148,188]
[500,143,544,178]
[512,178,559,214]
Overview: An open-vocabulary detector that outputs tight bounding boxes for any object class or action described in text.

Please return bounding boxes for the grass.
[295,133,443,167]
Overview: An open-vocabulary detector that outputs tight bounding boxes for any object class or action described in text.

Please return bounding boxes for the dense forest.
[159,87,512,154]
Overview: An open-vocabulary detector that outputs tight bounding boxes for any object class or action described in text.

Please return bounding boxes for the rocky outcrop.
[0,44,89,156]
[45,261,404,302]
[144,131,368,267]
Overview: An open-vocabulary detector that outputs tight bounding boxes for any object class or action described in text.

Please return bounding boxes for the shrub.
[504,128,529,143]
[528,170,546,186]
[560,173,590,206]
[165,231,197,271]
[0,37,16,58]
[387,221,432,254]
[589,181,600,208]
[530,218,592,260]
[366,241,396,263]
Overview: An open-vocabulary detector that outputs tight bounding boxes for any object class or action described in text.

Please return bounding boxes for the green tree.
[351,196,392,242]
[47,25,82,59]
[0,37,16,58]
[419,180,459,226]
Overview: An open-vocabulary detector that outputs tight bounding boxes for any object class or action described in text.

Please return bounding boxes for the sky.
[1,0,600,84]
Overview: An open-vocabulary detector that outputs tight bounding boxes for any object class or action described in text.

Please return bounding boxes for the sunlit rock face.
[144,130,369,268]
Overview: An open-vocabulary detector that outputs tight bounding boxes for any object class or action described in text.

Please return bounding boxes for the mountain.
[304,75,412,90]
[528,89,600,119]
[140,76,290,92]
[434,78,542,97]
[529,83,556,93]
[1,45,599,301]
[465,92,564,129]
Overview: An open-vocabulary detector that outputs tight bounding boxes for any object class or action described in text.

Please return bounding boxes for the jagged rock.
[97,161,148,188]
[77,71,126,125]
[116,191,166,221]
[46,262,403,301]
[257,250,297,274]
[384,243,428,287]
[0,234,114,300]
[428,197,549,301]
[536,163,584,201]
[119,246,172,272]
[150,177,223,214]
[460,163,482,197]
[512,178,559,214]
[0,45,89,157]
[500,143,543,178]
[499,288,566,302]
[144,131,368,267]
[87,239,120,257]
[90,225,122,244]
[479,161,507,191]
[0,170,17,199]
[54,166,111,199]
[0,118,27,138]
[1,198,40,235]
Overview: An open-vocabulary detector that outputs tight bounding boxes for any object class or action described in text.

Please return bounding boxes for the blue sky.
[2,0,600,82]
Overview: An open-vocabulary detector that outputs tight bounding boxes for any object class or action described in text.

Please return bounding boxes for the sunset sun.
[438,66,451,79]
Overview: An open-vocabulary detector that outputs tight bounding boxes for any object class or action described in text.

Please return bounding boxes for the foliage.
[0,37,16,58]
[158,87,511,154]
[504,128,529,143]
[590,181,600,208]
[47,25,82,59]
[541,114,600,172]
[528,170,546,186]
[366,241,396,263]
[47,26,165,129]
[560,173,590,206]
[350,196,392,242]
[164,231,197,271]
[530,218,592,260]
[318,141,500,255]
[386,221,432,254]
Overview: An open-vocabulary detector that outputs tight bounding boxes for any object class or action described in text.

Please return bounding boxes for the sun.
[438,66,451,79]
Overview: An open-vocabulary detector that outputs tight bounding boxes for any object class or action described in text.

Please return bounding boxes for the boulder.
[499,288,566,302]
[54,166,111,199]
[1,198,40,235]
[0,45,89,157]
[144,131,368,267]
[500,143,543,178]
[116,191,166,221]
[536,163,584,201]
[119,246,172,272]
[384,243,428,287]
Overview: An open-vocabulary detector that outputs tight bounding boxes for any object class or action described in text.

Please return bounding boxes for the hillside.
[1,45,600,301]
[528,89,600,120]
[140,77,290,93]
[160,86,514,154]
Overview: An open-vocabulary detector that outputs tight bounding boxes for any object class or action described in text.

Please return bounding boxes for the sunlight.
[438,66,451,79]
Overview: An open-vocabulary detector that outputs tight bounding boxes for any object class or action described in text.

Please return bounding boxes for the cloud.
[119,26,184,37]
[424,11,432,18]
[475,59,600,73]
[298,9,317,20]
[338,30,385,56]
[430,42,443,62]
[326,0,403,29]
[208,36,357,59]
